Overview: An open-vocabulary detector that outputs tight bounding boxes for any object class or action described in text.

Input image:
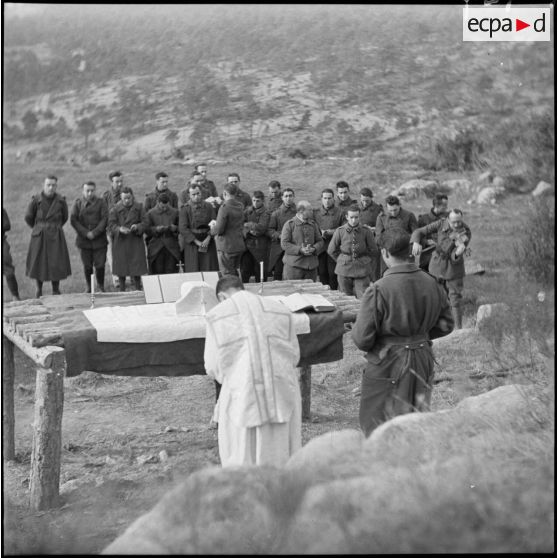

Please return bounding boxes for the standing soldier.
[241,190,271,283]
[313,188,345,289]
[108,187,148,291]
[411,209,471,329]
[25,175,72,297]
[143,193,181,275]
[328,207,378,299]
[144,171,179,213]
[3,208,20,300]
[179,184,219,272]
[225,172,252,208]
[376,195,418,278]
[210,183,246,277]
[280,200,324,281]
[70,181,108,292]
[358,187,384,282]
[335,181,356,214]
[417,193,449,271]
[353,229,454,436]
[266,180,283,213]
[267,188,296,280]
[103,170,125,289]
[195,163,219,198]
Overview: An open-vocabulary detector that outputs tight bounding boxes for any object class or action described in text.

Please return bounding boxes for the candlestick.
[90,273,95,309]
[259,261,264,295]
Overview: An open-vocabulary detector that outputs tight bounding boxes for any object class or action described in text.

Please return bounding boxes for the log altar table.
[2,279,362,510]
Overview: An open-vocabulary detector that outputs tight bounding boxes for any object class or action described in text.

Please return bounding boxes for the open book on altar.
[267,292,335,313]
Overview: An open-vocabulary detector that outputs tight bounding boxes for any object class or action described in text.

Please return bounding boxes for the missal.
[279,292,335,313]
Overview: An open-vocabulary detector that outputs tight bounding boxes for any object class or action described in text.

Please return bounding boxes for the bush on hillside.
[418,128,486,171]
[513,198,555,287]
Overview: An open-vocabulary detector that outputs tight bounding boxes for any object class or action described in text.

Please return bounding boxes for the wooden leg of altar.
[298,365,312,422]
[29,363,64,510]
[3,335,15,461]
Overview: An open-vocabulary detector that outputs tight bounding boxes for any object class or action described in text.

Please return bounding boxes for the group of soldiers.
[3,163,471,328]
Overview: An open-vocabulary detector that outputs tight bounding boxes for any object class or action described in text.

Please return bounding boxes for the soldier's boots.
[5,274,20,301]
[133,276,142,291]
[52,281,61,295]
[95,267,105,293]
[35,280,43,298]
[118,277,127,292]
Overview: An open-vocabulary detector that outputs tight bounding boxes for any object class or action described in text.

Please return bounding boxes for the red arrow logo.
[516,18,530,31]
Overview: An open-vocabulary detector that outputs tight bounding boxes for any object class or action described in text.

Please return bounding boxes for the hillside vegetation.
[3,5,554,185]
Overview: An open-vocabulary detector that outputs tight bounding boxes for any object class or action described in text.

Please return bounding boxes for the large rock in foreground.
[103,384,553,554]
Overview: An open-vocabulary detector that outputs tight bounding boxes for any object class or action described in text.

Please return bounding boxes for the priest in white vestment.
[204,275,302,467]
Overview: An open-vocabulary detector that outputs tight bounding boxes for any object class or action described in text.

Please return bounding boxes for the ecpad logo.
[463,7,551,41]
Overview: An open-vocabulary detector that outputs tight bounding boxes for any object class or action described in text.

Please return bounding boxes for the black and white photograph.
[2,2,555,554]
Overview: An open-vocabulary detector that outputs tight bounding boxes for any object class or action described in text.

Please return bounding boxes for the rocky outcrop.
[103,382,552,555]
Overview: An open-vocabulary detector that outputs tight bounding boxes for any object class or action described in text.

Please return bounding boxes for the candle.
[91,273,95,296]
[260,261,264,281]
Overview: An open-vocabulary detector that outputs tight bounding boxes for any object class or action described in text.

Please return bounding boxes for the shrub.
[513,198,555,287]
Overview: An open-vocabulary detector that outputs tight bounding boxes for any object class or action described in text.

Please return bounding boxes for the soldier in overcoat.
[313,188,345,289]
[267,188,296,280]
[102,170,125,289]
[178,184,219,272]
[3,208,20,300]
[210,183,246,276]
[108,186,148,291]
[358,187,384,282]
[280,201,324,281]
[25,175,72,297]
[240,190,270,283]
[70,181,108,292]
[143,192,181,275]
[352,229,454,436]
